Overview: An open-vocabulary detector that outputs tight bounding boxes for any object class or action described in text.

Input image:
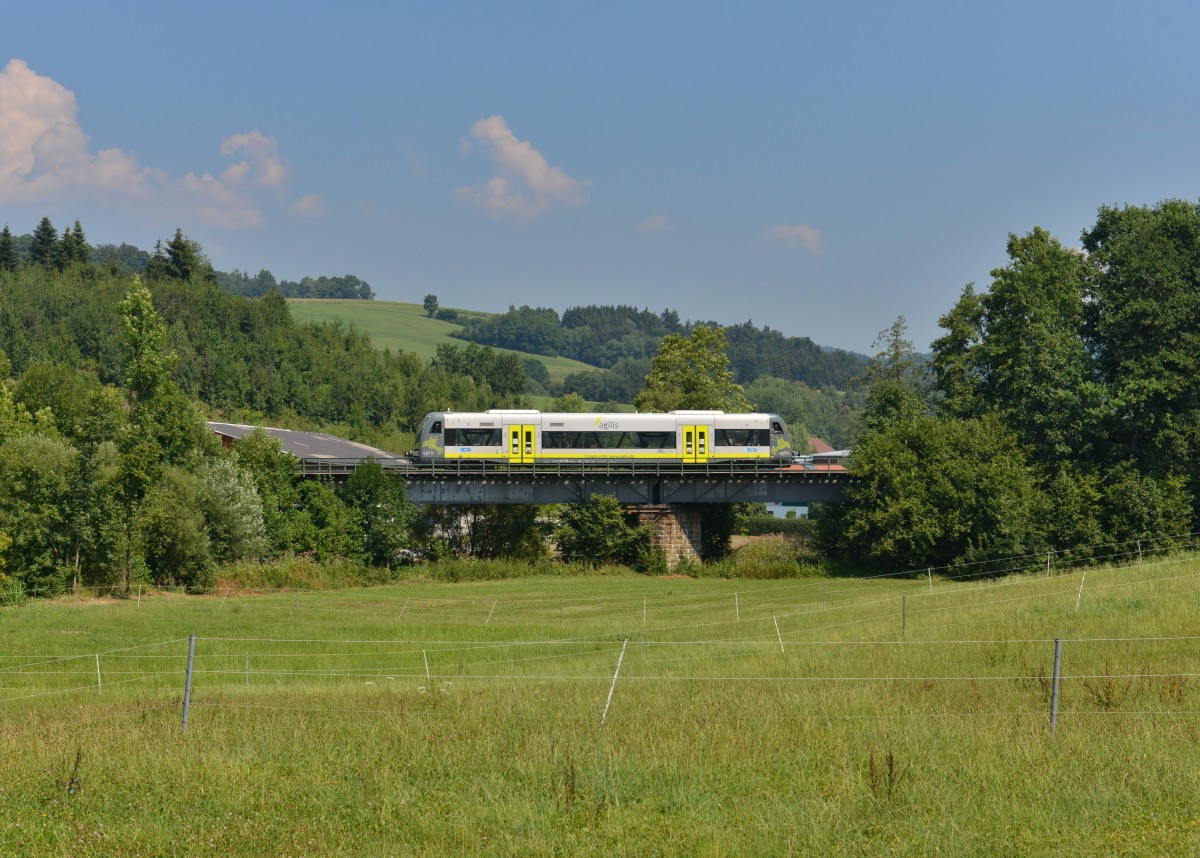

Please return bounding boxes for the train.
[412,410,794,465]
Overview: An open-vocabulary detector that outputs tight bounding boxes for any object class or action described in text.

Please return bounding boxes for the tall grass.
[6,555,1200,854]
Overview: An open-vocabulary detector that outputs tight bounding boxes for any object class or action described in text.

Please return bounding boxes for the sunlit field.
[6,552,1200,855]
[286,299,599,384]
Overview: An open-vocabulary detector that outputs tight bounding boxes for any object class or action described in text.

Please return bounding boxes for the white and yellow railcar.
[414,410,794,465]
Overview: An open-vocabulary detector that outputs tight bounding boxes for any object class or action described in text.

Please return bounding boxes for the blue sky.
[3,1,1199,354]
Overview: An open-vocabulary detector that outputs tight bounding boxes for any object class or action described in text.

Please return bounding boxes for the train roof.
[444,410,781,418]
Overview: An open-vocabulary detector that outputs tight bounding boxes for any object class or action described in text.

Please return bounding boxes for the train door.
[682,425,710,463]
[507,424,536,464]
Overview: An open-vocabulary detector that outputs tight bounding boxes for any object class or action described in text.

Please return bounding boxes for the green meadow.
[5,553,1200,855]
[287,299,599,384]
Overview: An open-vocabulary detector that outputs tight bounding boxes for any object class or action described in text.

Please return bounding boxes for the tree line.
[1,217,375,299]
[0,219,556,596]
[0,244,770,596]
[451,303,868,391]
[8,199,1195,591]
[0,220,528,448]
[821,200,1200,571]
[0,273,415,596]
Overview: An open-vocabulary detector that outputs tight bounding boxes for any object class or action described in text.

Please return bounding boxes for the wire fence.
[6,533,1200,732]
[7,628,1200,732]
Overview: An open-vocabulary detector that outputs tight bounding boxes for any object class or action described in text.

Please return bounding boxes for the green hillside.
[287,299,599,383]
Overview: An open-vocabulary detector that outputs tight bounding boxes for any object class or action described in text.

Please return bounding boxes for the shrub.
[740,515,814,537]
[636,545,669,576]
[555,497,646,568]
[0,579,27,606]
[216,556,382,591]
[726,535,822,579]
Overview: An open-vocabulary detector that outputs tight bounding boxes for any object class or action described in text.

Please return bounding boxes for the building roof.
[807,437,835,454]
[207,422,397,461]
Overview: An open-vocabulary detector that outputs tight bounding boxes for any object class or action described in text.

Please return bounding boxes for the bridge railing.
[295,457,853,480]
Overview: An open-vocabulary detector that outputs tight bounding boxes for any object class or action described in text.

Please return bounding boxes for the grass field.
[287,299,599,385]
[6,553,1200,855]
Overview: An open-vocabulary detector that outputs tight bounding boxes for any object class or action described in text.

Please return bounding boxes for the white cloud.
[0,58,295,229]
[220,129,288,189]
[289,193,326,217]
[0,58,155,202]
[179,170,263,229]
[636,213,671,233]
[455,115,590,222]
[765,223,824,254]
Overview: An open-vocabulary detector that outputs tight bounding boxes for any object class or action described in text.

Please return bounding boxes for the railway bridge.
[209,422,855,564]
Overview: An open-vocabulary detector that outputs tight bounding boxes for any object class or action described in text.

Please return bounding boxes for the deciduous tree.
[859,317,928,431]
[0,433,79,594]
[340,460,416,567]
[1082,200,1200,483]
[199,458,268,563]
[932,229,1099,467]
[555,496,646,567]
[634,323,749,412]
[829,414,1040,570]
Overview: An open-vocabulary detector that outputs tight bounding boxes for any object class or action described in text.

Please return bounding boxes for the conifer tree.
[0,225,17,273]
[60,219,89,265]
[29,217,59,267]
[162,228,209,281]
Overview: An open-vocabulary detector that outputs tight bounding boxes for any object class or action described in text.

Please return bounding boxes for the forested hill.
[5,221,373,300]
[0,224,526,449]
[450,304,868,390]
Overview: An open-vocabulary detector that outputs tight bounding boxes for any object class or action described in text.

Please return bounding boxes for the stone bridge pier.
[629,504,703,567]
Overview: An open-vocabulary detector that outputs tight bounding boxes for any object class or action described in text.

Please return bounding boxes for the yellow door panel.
[509,424,536,463]
[683,425,710,463]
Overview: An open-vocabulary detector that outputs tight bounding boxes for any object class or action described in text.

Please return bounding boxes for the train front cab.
[416,412,446,461]
[768,413,793,463]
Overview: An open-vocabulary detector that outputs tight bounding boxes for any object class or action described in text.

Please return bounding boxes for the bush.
[636,545,669,575]
[555,497,646,568]
[417,558,559,582]
[406,558,642,582]
[740,516,814,537]
[216,556,383,590]
[725,535,823,579]
[0,579,27,606]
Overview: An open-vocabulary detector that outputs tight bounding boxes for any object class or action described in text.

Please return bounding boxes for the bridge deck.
[205,422,851,504]
[296,457,854,505]
[295,456,845,477]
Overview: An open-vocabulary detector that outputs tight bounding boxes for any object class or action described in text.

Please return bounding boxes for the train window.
[596,432,625,449]
[445,428,501,446]
[636,432,675,450]
[772,422,783,433]
[431,421,442,433]
[542,432,579,449]
[717,429,770,446]
[577,432,602,449]
[542,431,677,450]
